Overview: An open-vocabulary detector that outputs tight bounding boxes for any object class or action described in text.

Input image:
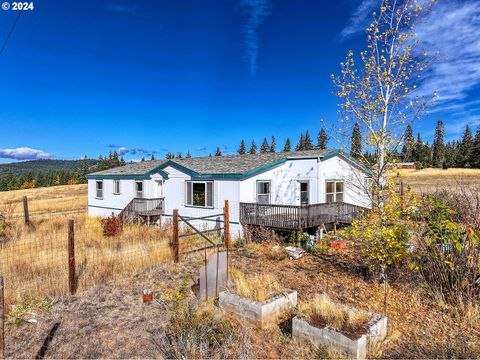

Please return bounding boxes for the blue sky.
[0,0,479,163]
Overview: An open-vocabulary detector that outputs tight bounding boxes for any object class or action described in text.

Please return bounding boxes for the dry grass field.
[398,168,480,194]
[0,184,87,218]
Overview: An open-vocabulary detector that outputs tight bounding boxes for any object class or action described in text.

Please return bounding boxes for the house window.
[96,180,103,199]
[300,181,309,205]
[257,181,271,204]
[113,180,121,195]
[326,181,344,203]
[135,181,144,198]
[186,181,213,207]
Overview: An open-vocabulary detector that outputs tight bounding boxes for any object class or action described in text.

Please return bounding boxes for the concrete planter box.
[219,290,297,328]
[292,307,387,359]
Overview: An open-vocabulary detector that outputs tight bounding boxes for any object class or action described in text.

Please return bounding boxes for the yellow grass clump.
[228,268,283,302]
[298,294,370,331]
[0,214,173,306]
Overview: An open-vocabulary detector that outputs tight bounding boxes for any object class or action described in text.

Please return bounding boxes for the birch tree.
[332,0,437,203]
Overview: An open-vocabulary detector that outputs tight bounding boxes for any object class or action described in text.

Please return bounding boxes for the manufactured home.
[86,149,371,236]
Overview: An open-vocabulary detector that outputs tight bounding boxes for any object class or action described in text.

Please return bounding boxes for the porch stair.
[119,197,165,225]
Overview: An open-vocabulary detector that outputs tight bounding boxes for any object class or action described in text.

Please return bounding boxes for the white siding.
[319,156,371,208]
[239,158,321,205]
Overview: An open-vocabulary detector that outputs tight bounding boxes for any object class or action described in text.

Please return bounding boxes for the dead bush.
[413,196,480,307]
[430,182,480,230]
[153,301,243,359]
[100,214,122,237]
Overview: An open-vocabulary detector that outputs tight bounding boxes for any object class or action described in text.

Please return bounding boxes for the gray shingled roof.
[88,160,168,176]
[87,149,334,176]
[172,149,333,174]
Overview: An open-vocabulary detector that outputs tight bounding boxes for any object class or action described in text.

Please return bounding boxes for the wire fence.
[0,214,173,307]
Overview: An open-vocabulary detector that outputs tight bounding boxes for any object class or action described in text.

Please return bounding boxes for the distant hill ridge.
[0,159,98,176]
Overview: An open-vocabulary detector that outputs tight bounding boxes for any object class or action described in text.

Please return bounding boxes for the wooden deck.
[239,202,369,230]
[119,197,165,224]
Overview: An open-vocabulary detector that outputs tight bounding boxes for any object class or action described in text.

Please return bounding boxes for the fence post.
[68,220,76,295]
[23,196,29,225]
[224,200,230,249]
[0,276,4,360]
[172,210,179,263]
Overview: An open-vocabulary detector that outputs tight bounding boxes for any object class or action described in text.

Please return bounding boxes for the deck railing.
[239,202,369,230]
[119,197,165,224]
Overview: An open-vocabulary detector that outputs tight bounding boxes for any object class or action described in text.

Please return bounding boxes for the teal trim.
[86,167,169,180]
[88,204,123,211]
[86,174,152,180]
[160,158,288,180]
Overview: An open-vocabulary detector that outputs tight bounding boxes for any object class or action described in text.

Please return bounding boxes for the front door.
[299,181,309,205]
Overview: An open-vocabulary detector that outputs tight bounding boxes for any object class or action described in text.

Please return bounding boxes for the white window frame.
[185,181,214,208]
[256,180,271,204]
[326,180,344,203]
[135,180,144,198]
[95,180,103,199]
[113,180,121,195]
[299,181,309,205]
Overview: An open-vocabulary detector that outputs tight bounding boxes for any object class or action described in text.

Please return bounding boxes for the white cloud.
[339,0,377,40]
[339,0,480,137]
[238,0,272,75]
[0,147,53,160]
[415,1,480,103]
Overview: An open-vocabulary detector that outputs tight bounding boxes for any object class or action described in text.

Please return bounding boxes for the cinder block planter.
[292,307,387,359]
[219,290,297,328]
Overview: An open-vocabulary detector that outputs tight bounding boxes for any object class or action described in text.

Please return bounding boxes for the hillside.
[0,159,97,176]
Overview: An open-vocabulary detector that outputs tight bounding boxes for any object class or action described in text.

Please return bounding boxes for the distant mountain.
[0,159,98,176]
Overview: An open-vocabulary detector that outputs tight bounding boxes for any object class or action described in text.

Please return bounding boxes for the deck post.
[172,209,179,263]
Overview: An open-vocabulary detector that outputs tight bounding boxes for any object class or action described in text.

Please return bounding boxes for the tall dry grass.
[228,268,283,302]
[0,214,173,305]
[298,294,370,331]
[0,184,87,218]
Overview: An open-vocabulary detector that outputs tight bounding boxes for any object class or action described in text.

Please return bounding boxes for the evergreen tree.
[401,124,415,161]
[215,147,222,156]
[295,133,305,151]
[270,136,276,153]
[459,125,473,167]
[317,128,328,150]
[150,154,156,161]
[165,152,175,159]
[186,151,192,158]
[80,156,89,176]
[260,137,269,153]
[249,140,257,154]
[283,138,291,152]
[350,122,362,160]
[470,127,480,168]
[432,120,445,168]
[304,131,314,150]
[141,157,145,162]
[444,140,459,168]
[238,139,247,155]
[176,152,183,159]
[120,157,126,166]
